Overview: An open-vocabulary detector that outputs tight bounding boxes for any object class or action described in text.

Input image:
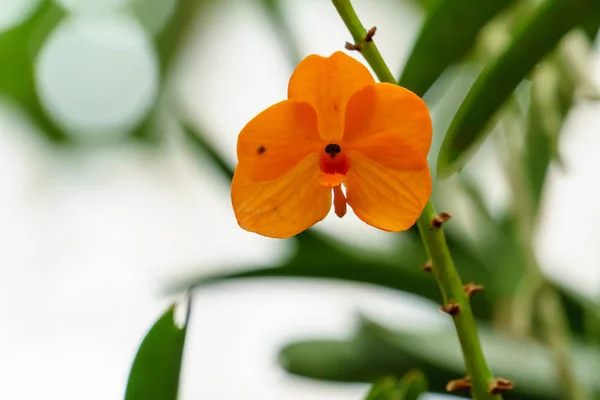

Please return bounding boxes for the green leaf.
[260,0,302,67]
[131,0,207,142]
[525,22,599,213]
[525,61,566,213]
[166,209,493,320]
[153,0,203,75]
[407,0,441,13]
[365,372,427,400]
[165,214,498,321]
[129,0,179,37]
[0,0,66,142]
[280,319,600,400]
[396,370,428,400]
[182,121,234,180]
[436,0,599,178]
[124,301,191,400]
[398,0,515,96]
[279,339,397,383]
[167,253,442,309]
[365,377,399,400]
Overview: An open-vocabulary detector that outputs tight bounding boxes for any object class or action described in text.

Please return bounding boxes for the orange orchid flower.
[231,51,432,239]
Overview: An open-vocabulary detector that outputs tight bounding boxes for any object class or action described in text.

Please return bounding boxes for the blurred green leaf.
[395,370,428,400]
[280,339,395,382]
[365,377,399,400]
[153,0,203,75]
[525,21,599,214]
[398,370,427,400]
[132,0,207,142]
[436,0,600,178]
[525,62,566,213]
[124,301,190,400]
[0,0,66,141]
[403,0,440,12]
[130,0,178,37]
[365,371,427,400]
[559,287,600,346]
[279,338,460,399]
[182,120,234,179]
[281,318,600,400]
[167,250,441,308]
[398,0,515,96]
[166,233,497,317]
[260,0,302,67]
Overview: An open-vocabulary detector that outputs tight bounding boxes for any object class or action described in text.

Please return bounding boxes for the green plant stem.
[415,204,500,400]
[332,1,396,83]
[331,1,501,399]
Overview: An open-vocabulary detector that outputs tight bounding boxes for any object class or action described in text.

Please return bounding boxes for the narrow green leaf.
[365,371,427,400]
[260,0,302,67]
[525,62,566,212]
[405,0,440,13]
[182,121,234,180]
[167,256,444,310]
[153,0,203,75]
[365,377,401,400]
[437,0,598,178]
[398,0,515,96]
[526,21,599,213]
[396,370,428,400]
[280,319,600,400]
[129,0,179,37]
[0,0,66,142]
[125,300,191,400]
[279,340,397,383]
[131,0,207,142]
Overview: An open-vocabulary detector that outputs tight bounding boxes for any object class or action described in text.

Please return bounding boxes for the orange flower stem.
[331,1,502,399]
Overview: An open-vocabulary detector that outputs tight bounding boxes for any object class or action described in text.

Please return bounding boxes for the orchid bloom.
[231,51,432,239]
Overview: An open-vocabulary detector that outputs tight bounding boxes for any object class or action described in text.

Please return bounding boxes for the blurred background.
[1,0,600,399]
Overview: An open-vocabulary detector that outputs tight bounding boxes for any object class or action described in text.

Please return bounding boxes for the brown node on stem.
[489,378,514,394]
[420,260,433,272]
[440,301,461,316]
[345,27,377,52]
[464,283,484,297]
[446,377,472,392]
[431,212,452,228]
[365,26,377,42]
[345,42,363,51]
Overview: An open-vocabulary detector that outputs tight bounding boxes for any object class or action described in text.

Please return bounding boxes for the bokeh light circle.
[36,15,159,138]
[0,0,42,33]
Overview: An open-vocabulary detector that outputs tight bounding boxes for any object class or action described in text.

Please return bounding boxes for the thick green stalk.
[416,205,500,400]
[331,1,501,399]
